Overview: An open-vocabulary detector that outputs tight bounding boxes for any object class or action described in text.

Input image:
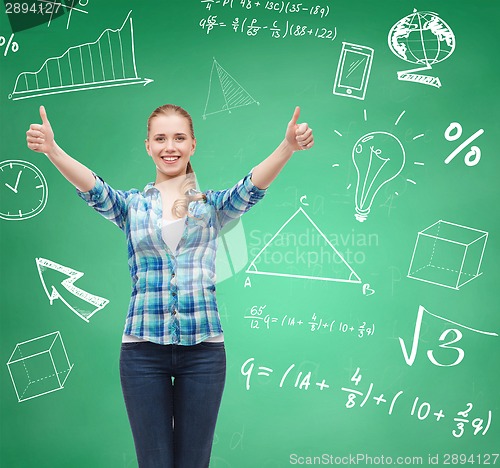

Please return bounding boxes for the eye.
[175,136,186,141]
[155,137,165,142]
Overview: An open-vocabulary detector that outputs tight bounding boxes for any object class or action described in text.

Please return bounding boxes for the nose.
[164,139,176,153]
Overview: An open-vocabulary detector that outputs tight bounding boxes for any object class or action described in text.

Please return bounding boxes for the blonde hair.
[147,104,206,218]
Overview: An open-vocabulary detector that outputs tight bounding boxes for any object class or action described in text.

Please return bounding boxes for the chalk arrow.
[35,257,109,323]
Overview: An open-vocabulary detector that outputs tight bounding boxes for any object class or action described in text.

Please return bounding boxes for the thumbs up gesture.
[26,105,55,155]
[285,106,314,152]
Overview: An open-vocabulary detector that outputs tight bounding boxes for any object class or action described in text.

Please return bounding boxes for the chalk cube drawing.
[6,331,74,402]
[408,220,488,290]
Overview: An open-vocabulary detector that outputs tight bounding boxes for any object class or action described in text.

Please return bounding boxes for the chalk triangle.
[246,207,361,283]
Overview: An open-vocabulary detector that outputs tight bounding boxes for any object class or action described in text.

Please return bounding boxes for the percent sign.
[0,34,19,56]
[444,122,483,167]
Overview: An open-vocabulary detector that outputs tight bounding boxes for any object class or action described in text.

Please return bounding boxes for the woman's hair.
[147,104,206,218]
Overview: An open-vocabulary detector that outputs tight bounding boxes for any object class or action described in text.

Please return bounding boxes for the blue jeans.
[119,341,226,468]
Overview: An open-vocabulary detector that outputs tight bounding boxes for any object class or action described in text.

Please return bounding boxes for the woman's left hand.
[285,106,314,152]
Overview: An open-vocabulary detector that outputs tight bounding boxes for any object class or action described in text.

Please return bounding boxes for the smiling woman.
[144,104,205,221]
[25,102,314,468]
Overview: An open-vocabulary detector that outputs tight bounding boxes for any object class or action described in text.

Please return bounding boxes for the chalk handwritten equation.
[244,306,375,337]
[202,0,330,17]
[241,359,493,439]
[199,0,336,40]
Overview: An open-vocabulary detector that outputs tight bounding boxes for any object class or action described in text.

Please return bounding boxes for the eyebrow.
[153,132,188,137]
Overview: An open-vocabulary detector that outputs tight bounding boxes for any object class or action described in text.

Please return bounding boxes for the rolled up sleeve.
[76,173,135,231]
[206,170,267,229]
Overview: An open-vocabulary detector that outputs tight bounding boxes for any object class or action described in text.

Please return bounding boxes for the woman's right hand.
[26,105,55,155]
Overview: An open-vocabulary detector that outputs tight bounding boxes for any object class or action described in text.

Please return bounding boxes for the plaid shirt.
[77,171,267,345]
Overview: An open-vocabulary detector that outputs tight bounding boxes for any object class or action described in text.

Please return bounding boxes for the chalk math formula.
[241,359,493,439]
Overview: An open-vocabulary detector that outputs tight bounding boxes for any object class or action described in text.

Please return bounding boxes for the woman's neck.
[154,172,187,197]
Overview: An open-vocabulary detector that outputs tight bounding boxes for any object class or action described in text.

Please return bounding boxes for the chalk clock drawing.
[0,160,48,221]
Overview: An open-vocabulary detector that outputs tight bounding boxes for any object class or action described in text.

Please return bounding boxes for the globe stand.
[388,10,455,90]
[397,67,441,88]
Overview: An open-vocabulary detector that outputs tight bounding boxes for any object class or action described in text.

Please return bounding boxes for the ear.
[191,138,197,156]
[144,139,151,156]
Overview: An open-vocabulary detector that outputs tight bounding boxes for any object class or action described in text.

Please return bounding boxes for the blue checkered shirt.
[77,171,267,345]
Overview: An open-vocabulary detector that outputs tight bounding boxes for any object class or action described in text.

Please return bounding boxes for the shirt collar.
[144,182,156,193]
[143,178,203,195]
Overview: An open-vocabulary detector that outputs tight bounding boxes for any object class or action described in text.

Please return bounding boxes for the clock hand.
[5,171,22,194]
[5,182,17,193]
[13,170,22,191]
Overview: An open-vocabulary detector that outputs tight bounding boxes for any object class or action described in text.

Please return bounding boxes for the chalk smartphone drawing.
[0,160,48,221]
[246,207,362,284]
[333,42,374,100]
[203,58,260,119]
[36,258,110,322]
[388,9,455,88]
[407,221,488,290]
[9,10,153,101]
[6,331,73,402]
[352,132,406,222]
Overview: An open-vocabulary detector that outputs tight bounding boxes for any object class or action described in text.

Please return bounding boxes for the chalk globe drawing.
[388,9,455,66]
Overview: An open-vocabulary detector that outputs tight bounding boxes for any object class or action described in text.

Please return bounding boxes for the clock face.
[0,160,48,221]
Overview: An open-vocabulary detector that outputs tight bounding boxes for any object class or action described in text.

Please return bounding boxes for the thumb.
[39,105,50,125]
[289,106,300,126]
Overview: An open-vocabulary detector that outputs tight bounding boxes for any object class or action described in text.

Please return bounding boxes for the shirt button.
[171,272,176,278]
[172,291,177,297]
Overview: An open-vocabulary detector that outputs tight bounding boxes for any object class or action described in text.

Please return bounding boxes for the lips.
[161,156,180,164]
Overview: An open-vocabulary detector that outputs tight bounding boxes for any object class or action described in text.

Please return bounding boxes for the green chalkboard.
[1,1,499,467]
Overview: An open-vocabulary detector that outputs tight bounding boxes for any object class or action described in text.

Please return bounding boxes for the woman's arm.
[26,106,96,192]
[250,106,314,190]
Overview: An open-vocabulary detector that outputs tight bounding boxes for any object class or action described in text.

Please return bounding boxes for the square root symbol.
[407,220,488,290]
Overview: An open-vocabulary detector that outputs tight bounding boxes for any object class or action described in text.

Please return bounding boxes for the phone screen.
[339,50,369,90]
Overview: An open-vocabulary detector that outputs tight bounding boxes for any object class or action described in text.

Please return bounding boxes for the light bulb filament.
[360,147,390,208]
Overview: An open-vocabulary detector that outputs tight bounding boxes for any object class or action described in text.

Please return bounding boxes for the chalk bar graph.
[9,11,152,101]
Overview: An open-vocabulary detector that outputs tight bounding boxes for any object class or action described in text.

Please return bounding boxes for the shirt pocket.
[188,201,214,228]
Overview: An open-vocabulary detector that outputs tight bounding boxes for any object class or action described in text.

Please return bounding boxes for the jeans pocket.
[121,342,148,350]
[198,341,225,349]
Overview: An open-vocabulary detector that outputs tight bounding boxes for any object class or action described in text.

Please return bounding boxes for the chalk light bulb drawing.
[352,131,405,222]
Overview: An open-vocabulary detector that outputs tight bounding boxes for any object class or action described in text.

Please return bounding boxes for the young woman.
[26,103,314,468]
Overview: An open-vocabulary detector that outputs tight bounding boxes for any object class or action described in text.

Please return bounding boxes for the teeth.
[162,157,179,161]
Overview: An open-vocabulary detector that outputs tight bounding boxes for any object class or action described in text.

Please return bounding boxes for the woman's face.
[145,113,196,182]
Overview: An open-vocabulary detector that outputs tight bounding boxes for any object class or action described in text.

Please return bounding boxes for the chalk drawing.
[407,220,488,290]
[9,11,153,100]
[444,122,483,167]
[399,305,498,367]
[246,206,362,284]
[0,160,48,221]
[333,42,374,100]
[6,331,73,402]
[388,9,455,88]
[36,257,110,322]
[203,57,259,118]
[352,132,406,222]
